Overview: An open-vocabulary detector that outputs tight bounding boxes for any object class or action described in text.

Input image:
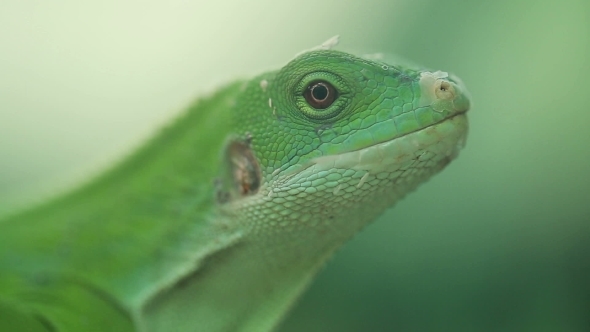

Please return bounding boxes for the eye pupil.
[304,80,337,109]
[311,84,329,101]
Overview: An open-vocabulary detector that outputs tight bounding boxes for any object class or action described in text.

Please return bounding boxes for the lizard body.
[0,39,470,331]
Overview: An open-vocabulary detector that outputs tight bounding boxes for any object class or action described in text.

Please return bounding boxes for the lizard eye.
[294,72,350,120]
[304,81,337,109]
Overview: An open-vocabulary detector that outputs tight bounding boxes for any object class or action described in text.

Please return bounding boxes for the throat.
[138,220,318,332]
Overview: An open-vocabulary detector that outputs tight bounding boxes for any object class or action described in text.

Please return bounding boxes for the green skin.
[0,47,470,331]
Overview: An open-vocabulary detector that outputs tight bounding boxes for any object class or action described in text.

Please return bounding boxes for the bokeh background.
[1,0,589,331]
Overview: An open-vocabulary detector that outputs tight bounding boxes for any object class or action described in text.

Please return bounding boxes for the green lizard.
[0,37,470,332]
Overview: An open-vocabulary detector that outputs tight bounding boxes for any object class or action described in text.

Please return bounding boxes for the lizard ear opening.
[216,138,261,204]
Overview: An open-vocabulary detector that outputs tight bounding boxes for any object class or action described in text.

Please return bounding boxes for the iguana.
[0,37,470,331]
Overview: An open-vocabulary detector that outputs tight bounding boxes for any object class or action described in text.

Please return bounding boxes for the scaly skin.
[0,42,470,331]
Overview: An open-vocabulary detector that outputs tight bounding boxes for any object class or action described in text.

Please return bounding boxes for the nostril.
[435,80,455,100]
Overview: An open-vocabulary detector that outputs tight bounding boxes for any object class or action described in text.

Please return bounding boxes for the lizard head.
[219,49,470,259]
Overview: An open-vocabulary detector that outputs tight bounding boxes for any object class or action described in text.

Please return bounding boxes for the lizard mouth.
[273,113,468,188]
[367,109,469,151]
[315,113,468,172]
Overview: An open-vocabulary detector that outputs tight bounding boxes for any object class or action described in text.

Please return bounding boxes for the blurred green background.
[1,0,588,331]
